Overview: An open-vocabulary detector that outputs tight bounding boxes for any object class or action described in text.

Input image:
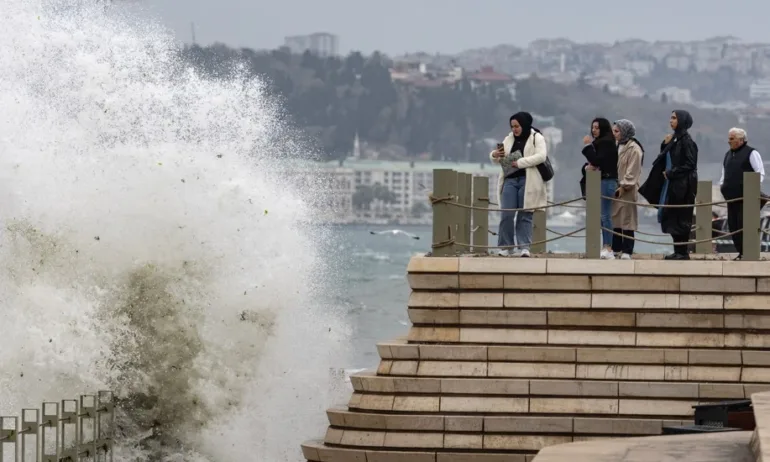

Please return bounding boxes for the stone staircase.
[301,256,770,462]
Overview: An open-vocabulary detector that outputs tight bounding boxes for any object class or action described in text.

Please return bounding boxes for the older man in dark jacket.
[719,127,765,260]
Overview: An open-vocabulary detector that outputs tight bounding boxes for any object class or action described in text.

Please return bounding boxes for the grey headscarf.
[614,119,636,144]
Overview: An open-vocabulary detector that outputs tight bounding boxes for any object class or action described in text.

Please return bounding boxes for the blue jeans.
[601,178,617,248]
[498,176,533,250]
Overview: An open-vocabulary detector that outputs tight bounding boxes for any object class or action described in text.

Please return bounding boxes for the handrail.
[428,168,764,259]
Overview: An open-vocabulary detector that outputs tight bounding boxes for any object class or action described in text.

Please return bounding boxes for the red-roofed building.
[468,66,514,84]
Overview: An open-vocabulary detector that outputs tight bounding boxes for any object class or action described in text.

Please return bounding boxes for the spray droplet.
[157,162,162,166]
[264,209,268,215]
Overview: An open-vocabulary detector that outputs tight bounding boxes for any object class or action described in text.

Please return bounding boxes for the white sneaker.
[520,249,530,258]
[600,249,615,260]
[498,249,511,257]
[620,253,632,260]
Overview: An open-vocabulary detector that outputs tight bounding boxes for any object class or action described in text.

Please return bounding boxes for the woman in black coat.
[581,118,619,259]
[639,110,698,260]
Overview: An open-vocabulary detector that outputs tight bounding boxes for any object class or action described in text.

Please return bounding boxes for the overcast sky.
[139,0,770,55]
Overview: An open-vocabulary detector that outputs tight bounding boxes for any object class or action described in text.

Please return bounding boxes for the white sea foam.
[0,1,349,460]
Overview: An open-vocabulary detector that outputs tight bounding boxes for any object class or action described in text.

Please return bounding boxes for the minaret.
[352,132,361,159]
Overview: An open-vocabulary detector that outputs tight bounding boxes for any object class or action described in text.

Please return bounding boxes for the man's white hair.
[729,127,748,141]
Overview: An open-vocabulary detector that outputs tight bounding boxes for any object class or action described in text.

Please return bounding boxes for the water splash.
[0,1,350,460]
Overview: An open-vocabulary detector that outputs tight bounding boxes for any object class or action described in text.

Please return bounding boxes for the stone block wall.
[301,256,770,461]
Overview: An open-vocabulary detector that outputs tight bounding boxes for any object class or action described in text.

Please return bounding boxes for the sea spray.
[0,0,351,460]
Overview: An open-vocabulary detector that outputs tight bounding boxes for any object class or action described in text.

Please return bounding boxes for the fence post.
[743,171,761,261]
[585,169,602,258]
[456,173,472,253]
[695,180,713,255]
[472,176,489,253]
[431,169,458,257]
[532,210,547,254]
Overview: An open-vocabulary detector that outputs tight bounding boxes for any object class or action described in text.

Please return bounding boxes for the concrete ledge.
[351,372,768,399]
[325,407,690,437]
[378,341,770,367]
[407,256,770,280]
[348,392,707,417]
[531,431,753,462]
[302,440,538,462]
[751,391,770,462]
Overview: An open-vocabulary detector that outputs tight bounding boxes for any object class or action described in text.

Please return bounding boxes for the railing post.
[456,172,472,253]
[585,169,602,258]
[695,180,713,255]
[472,176,489,253]
[743,171,761,261]
[532,210,547,254]
[431,169,458,256]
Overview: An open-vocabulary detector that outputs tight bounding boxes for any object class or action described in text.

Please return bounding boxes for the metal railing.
[0,391,114,462]
[429,168,765,261]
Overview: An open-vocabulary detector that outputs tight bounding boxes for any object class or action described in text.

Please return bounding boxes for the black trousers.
[727,201,744,256]
[612,229,635,254]
[672,233,690,255]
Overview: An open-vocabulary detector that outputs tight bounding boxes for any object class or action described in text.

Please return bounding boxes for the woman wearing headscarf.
[611,119,644,259]
[490,112,548,257]
[639,110,698,260]
[582,118,619,259]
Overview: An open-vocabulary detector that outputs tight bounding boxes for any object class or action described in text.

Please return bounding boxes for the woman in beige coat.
[489,112,548,257]
[611,119,644,259]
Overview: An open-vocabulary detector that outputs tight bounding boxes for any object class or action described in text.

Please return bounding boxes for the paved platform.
[532,431,753,462]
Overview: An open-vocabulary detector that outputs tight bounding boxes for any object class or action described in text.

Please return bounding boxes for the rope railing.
[429,194,585,213]
[428,168,765,260]
[600,227,744,246]
[602,195,742,208]
[433,228,587,250]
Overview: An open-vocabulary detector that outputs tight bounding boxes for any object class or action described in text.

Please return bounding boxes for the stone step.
[325,407,690,437]
[302,440,539,462]
[412,272,768,293]
[350,372,770,398]
[406,326,770,348]
[375,359,770,382]
[409,291,770,312]
[407,308,770,330]
[406,255,770,278]
[348,392,709,417]
[377,341,770,366]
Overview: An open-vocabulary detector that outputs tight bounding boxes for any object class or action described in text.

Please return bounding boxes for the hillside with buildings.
[408,36,770,110]
[183,33,770,223]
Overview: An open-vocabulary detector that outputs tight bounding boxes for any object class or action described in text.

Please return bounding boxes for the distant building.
[657,86,693,104]
[297,159,499,221]
[284,32,338,57]
[750,79,770,100]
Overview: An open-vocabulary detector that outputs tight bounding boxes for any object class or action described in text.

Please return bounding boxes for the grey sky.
[140,0,770,55]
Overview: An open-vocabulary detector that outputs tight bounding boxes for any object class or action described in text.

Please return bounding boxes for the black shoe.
[664,253,689,261]
[734,254,743,261]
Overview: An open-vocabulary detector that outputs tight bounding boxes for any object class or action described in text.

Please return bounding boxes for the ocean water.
[0,1,350,461]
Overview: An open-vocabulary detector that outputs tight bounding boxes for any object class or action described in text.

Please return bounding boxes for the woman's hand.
[582,135,592,145]
[492,149,504,159]
[585,164,597,171]
[663,134,673,144]
[511,161,518,168]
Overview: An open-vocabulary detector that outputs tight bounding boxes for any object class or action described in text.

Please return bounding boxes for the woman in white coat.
[490,112,548,257]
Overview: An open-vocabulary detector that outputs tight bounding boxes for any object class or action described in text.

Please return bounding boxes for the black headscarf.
[592,117,613,141]
[672,109,693,137]
[510,112,534,143]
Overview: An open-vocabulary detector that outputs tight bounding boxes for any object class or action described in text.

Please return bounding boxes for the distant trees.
[352,183,397,210]
[179,44,514,163]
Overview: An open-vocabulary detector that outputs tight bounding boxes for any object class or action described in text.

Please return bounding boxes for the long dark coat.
[639,111,699,236]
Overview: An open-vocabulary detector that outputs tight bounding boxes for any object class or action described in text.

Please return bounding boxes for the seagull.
[369,229,420,240]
